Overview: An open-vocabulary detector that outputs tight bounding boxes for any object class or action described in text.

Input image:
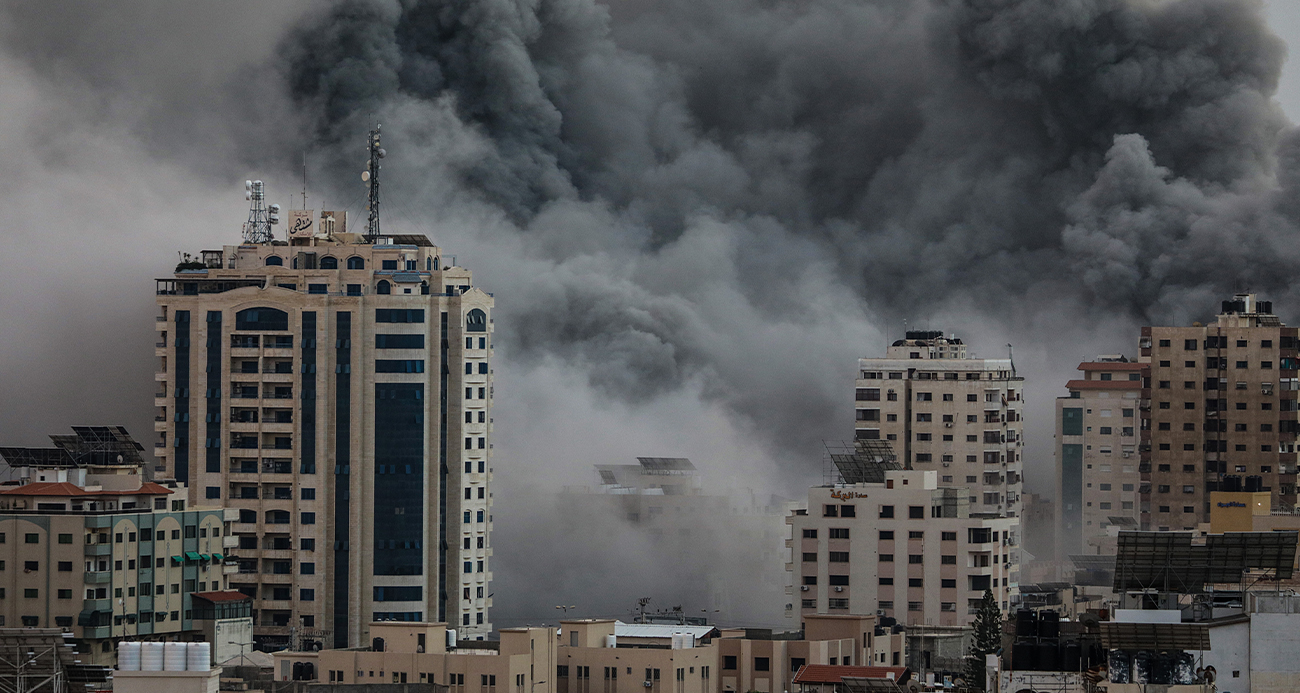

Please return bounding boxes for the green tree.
[963,590,1002,691]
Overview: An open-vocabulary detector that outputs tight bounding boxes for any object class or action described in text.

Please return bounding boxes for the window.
[754,658,769,672]
[829,528,849,539]
[802,553,817,563]
[300,562,315,575]
[802,529,818,538]
[24,534,37,544]
[879,505,894,518]
[916,392,932,402]
[908,555,923,564]
[723,657,737,670]
[829,552,849,563]
[206,486,220,499]
[841,505,856,517]
[879,554,894,562]
[823,504,838,518]
[908,506,924,519]
[57,562,71,572]
[879,530,894,540]
[301,512,316,524]
[909,578,923,587]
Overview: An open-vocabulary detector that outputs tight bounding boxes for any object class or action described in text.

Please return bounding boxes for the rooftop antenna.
[241,180,279,244]
[363,122,386,242]
[1007,343,1016,377]
[301,152,308,211]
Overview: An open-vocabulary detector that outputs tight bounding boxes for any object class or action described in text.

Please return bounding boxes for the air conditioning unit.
[876,610,885,616]
[800,585,809,592]
[834,587,844,592]
[644,682,653,688]
[945,422,953,428]
[942,462,950,467]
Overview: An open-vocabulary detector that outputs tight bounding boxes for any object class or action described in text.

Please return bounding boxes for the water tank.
[1224,476,1243,492]
[1011,641,1036,670]
[1109,650,1130,683]
[446,629,457,649]
[117,642,141,671]
[164,642,187,671]
[1039,610,1060,639]
[187,642,211,671]
[1015,609,1037,639]
[682,633,694,649]
[1246,476,1263,493]
[1062,642,1081,671]
[140,642,165,671]
[880,617,896,628]
[671,634,683,649]
[605,634,617,648]
[1036,641,1059,671]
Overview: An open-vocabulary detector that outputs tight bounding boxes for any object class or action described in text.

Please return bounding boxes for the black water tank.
[1037,641,1060,671]
[1012,640,1036,671]
[1039,610,1060,639]
[1224,475,1243,492]
[1262,301,1273,314]
[1110,650,1131,684]
[1016,609,1037,639]
[880,617,896,628]
[1246,475,1263,493]
[1062,642,1081,671]
[1148,652,1174,685]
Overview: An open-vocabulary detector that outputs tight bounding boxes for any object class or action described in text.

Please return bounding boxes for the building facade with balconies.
[0,430,233,663]
[785,470,1017,629]
[854,332,1024,522]
[1137,294,1300,531]
[153,212,495,649]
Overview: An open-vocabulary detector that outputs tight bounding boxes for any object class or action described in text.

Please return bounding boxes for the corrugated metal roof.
[792,665,910,684]
[613,621,716,639]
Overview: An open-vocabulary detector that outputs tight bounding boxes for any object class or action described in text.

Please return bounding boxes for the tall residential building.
[1054,356,1146,558]
[154,194,495,648]
[0,427,243,664]
[854,332,1024,520]
[786,466,1018,628]
[1139,294,1299,531]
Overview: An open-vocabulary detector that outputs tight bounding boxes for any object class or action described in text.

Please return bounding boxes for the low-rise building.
[786,467,1018,627]
[716,615,904,693]
[275,622,553,693]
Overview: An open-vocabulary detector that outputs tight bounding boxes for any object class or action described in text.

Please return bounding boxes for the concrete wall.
[1250,613,1300,693]
[1202,619,1248,693]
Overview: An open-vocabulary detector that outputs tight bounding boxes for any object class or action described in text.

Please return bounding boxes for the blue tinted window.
[466,309,487,332]
[376,334,424,349]
[375,360,425,373]
[382,260,398,270]
[235,308,289,331]
[301,513,316,525]
[300,589,316,601]
[346,257,365,270]
[308,284,328,294]
[205,487,220,499]
[478,363,488,374]
[265,256,283,266]
[300,562,315,575]
[375,310,424,323]
[319,257,338,269]
[347,284,362,296]
[377,280,391,295]
[374,586,422,601]
[374,383,424,575]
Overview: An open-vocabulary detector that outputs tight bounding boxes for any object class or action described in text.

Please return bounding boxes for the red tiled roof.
[192,591,251,603]
[0,482,175,497]
[1065,380,1143,391]
[792,665,910,685]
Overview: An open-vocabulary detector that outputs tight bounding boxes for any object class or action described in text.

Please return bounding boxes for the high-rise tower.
[154,177,494,649]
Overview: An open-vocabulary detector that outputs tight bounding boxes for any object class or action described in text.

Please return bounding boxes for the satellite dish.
[269,215,280,224]
[377,148,386,159]
[361,171,371,182]
[253,180,262,186]
[245,192,251,200]
[245,180,252,189]
[269,204,281,213]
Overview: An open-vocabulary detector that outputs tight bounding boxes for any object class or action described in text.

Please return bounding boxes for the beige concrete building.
[1138,293,1300,531]
[558,620,717,693]
[275,621,552,692]
[154,197,495,647]
[0,427,236,663]
[1054,357,1146,558]
[785,469,1017,628]
[716,615,904,693]
[855,332,1024,520]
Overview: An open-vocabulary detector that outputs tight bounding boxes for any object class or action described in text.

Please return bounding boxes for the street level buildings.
[854,332,1024,521]
[786,469,1018,628]
[154,208,495,648]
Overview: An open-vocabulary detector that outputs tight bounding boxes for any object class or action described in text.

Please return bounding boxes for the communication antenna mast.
[363,124,386,241]
[242,180,280,244]
[301,152,309,210]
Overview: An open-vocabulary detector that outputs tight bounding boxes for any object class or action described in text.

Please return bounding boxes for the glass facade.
[374,383,425,576]
[205,311,222,474]
[302,312,317,474]
[332,312,351,648]
[174,311,191,484]
[438,310,449,622]
[235,307,289,331]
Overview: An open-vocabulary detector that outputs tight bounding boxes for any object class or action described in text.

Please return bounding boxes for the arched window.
[319,256,338,269]
[426,257,432,271]
[347,257,365,270]
[377,280,391,295]
[466,309,487,332]
[420,282,430,296]
[264,256,283,266]
[235,308,288,331]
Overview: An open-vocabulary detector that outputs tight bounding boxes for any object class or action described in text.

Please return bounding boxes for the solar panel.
[827,440,900,484]
[1113,531,1299,591]
[1100,622,1210,651]
[636,457,696,471]
[1069,555,1116,571]
[838,678,905,693]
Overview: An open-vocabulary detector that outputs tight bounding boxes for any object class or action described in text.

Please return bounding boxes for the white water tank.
[187,642,211,671]
[681,633,694,649]
[447,629,457,649]
[117,642,141,671]
[164,642,187,671]
[140,642,165,671]
[605,635,617,649]
[671,634,683,650]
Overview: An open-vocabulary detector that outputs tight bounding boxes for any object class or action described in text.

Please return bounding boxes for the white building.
[855,331,1024,521]
[785,468,1018,628]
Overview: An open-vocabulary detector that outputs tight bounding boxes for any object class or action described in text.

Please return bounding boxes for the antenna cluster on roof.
[241,180,279,244]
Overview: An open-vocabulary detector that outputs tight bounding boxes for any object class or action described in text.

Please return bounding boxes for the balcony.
[85,544,112,556]
[83,598,112,612]
[84,570,112,584]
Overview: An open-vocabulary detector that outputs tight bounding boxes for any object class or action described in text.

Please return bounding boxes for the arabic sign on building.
[288,209,314,238]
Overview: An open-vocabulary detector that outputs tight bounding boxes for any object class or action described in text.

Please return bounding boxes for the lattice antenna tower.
[242,179,280,244]
[363,124,387,241]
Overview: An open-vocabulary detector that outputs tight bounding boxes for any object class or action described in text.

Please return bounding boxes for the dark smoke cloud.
[3,0,1300,626]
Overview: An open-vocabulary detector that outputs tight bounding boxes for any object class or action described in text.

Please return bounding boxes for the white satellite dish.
[269,204,281,213]
[361,171,371,182]
[245,180,252,189]
[377,148,386,159]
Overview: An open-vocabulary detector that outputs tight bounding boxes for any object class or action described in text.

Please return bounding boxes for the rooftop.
[792,665,910,685]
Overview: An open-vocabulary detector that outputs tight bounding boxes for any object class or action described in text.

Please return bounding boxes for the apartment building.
[855,332,1024,520]
[786,469,1017,628]
[1054,357,1146,557]
[154,195,495,648]
[0,427,235,663]
[1138,294,1299,531]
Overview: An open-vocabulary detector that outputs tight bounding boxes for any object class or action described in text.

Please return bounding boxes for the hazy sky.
[1266,0,1300,119]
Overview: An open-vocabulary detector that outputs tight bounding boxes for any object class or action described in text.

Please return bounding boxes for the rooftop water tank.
[117,642,141,671]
